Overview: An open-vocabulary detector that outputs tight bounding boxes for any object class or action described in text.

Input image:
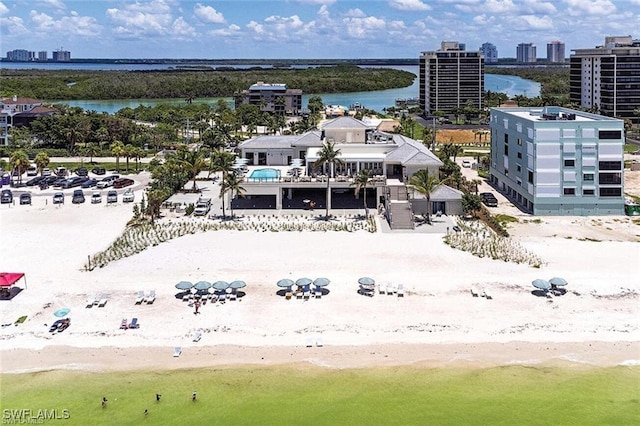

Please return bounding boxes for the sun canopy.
[358,277,375,286]
[277,279,294,288]
[175,281,193,290]
[193,281,212,291]
[230,280,246,289]
[0,273,25,287]
[296,278,313,287]
[313,278,330,287]
[212,281,230,290]
[549,277,568,286]
[532,279,550,290]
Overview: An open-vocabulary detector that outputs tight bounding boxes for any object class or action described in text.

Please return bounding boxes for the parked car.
[1,189,13,204]
[91,192,102,204]
[96,175,120,189]
[482,196,498,207]
[462,160,472,168]
[107,190,118,203]
[62,177,88,189]
[122,188,135,203]
[42,168,52,176]
[81,178,98,188]
[19,193,31,205]
[91,167,106,175]
[54,167,68,177]
[52,177,68,188]
[193,197,211,216]
[26,166,37,176]
[26,176,44,186]
[75,167,88,177]
[113,177,134,189]
[52,192,64,204]
[72,189,85,204]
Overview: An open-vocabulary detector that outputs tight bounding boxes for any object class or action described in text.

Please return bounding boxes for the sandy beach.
[1,176,639,374]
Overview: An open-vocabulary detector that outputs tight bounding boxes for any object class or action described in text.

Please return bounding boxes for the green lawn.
[1,365,638,425]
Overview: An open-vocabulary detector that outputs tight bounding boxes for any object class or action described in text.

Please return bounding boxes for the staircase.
[385,185,414,230]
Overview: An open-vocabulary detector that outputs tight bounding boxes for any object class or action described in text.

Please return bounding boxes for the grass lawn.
[1,365,638,425]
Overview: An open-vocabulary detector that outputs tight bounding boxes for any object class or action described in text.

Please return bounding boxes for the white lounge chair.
[229,289,237,301]
[386,283,395,295]
[182,292,190,302]
[192,331,202,342]
[315,288,322,299]
[470,287,479,297]
[316,337,323,347]
[135,291,145,305]
[397,283,404,297]
[86,294,96,308]
[173,346,182,357]
[303,289,311,300]
[305,337,313,347]
[296,290,303,299]
[377,284,384,295]
[98,294,108,307]
[483,289,492,300]
[145,290,156,304]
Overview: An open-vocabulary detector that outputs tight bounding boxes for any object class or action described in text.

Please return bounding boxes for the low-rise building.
[489,106,624,215]
[1,96,57,146]
[234,82,302,115]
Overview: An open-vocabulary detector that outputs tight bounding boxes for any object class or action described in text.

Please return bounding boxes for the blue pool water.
[249,168,279,181]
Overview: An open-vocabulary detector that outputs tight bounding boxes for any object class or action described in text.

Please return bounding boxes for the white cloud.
[193,3,225,24]
[0,15,28,36]
[29,9,102,36]
[344,8,366,18]
[522,0,556,14]
[41,0,66,10]
[484,0,518,13]
[563,0,616,16]
[172,17,196,38]
[0,1,9,15]
[342,15,386,39]
[520,15,554,30]
[472,14,496,25]
[629,0,640,4]
[106,0,174,37]
[389,0,431,11]
[295,0,336,4]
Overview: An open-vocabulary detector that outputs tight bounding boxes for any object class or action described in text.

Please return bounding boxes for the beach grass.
[1,365,639,425]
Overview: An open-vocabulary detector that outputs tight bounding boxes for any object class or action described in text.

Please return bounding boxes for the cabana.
[0,272,27,299]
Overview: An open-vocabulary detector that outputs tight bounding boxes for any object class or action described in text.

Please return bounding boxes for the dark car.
[53,192,64,204]
[81,178,98,188]
[113,178,134,189]
[52,177,68,188]
[1,189,13,204]
[482,197,498,207]
[26,176,45,186]
[72,189,85,204]
[20,193,31,205]
[91,167,106,175]
[75,167,88,177]
[62,176,88,189]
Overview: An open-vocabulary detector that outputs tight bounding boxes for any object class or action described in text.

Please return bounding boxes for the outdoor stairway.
[385,184,414,230]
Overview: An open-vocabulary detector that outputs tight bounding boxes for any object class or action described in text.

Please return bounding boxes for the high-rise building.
[489,106,624,215]
[52,49,71,62]
[38,51,48,61]
[516,43,537,63]
[547,41,565,63]
[6,49,34,61]
[480,42,498,63]
[570,36,640,119]
[419,41,484,116]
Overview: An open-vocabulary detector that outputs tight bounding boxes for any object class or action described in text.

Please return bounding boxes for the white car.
[91,192,102,204]
[122,188,135,203]
[462,160,472,168]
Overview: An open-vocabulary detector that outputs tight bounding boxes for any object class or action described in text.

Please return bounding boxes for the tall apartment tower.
[516,43,537,63]
[480,42,498,64]
[37,51,48,61]
[570,35,640,119]
[546,41,565,63]
[52,49,71,62]
[419,41,484,116]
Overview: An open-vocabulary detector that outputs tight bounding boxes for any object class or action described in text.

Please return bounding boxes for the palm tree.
[123,144,135,172]
[177,147,208,192]
[83,142,100,164]
[471,179,482,195]
[133,147,145,172]
[408,169,442,225]
[220,172,245,218]
[352,169,371,213]
[210,150,235,180]
[313,141,344,220]
[34,151,50,176]
[9,150,30,184]
[111,140,125,173]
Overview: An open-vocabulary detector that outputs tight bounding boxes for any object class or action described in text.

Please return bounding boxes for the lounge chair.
[397,283,404,297]
[119,318,128,330]
[228,288,237,301]
[377,284,384,295]
[145,290,156,304]
[218,293,226,303]
[128,318,139,329]
[192,331,202,342]
[182,292,190,302]
[386,283,395,295]
[135,291,145,305]
[315,287,322,299]
[173,346,182,357]
[296,290,303,299]
[316,337,324,347]
[285,290,293,300]
[470,287,479,297]
[86,294,96,308]
[482,289,492,300]
[305,337,313,347]
[303,288,311,300]
[98,294,108,307]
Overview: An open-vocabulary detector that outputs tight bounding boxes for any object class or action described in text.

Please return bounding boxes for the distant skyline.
[1,0,638,59]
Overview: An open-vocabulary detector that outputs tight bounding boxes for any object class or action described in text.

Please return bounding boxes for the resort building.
[480,42,498,64]
[234,82,302,116]
[516,43,537,63]
[237,116,458,228]
[546,41,565,63]
[489,106,625,215]
[419,41,484,116]
[0,96,57,146]
[52,49,71,62]
[569,36,640,120]
[6,49,34,61]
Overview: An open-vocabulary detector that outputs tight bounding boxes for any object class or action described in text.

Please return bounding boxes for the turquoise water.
[52,66,540,114]
[249,168,279,181]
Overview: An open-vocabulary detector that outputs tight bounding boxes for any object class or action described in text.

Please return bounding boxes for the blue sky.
[1,0,638,59]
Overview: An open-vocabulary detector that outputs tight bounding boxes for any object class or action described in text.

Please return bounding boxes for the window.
[599,161,621,170]
[516,165,521,172]
[583,173,594,181]
[563,188,575,195]
[528,171,533,184]
[517,152,522,159]
[564,159,575,167]
[599,188,621,197]
[598,130,622,139]
[583,189,595,196]
[517,138,522,146]
[504,134,509,144]
[599,173,622,185]
[504,145,509,155]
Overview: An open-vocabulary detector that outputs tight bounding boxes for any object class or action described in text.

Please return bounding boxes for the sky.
[0,0,639,59]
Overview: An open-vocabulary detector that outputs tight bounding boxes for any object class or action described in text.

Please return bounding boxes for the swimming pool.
[249,168,280,181]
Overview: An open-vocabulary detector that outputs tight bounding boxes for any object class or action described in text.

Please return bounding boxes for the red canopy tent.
[0,272,27,289]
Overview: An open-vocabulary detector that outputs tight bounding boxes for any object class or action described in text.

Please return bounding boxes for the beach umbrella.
[54,308,70,318]
[277,279,294,288]
[193,281,211,291]
[531,279,551,290]
[549,277,568,287]
[175,281,193,290]
[313,277,330,287]
[358,277,375,286]
[212,280,230,290]
[296,278,313,287]
[230,280,246,289]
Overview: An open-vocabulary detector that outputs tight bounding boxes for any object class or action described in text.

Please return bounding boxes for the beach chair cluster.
[135,290,156,305]
[470,287,492,300]
[183,287,239,305]
[305,335,324,347]
[86,293,109,308]
[376,283,404,297]
[119,317,140,329]
[286,284,324,300]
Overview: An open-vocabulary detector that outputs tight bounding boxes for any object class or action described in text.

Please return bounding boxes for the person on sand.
[194,300,200,315]
[144,409,148,416]
[101,397,107,408]
[156,393,161,402]
[192,391,197,401]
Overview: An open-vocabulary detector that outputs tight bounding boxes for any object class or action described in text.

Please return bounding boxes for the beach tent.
[0,272,27,289]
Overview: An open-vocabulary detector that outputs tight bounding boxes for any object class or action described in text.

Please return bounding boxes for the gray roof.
[239,131,322,150]
[384,134,443,167]
[291,131,322,147]
[430,184,464,201]
[321,116,373,130]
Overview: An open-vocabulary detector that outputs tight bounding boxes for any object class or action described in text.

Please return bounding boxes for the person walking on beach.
[101,397,107,408]
[192,391,197,401]
[156,393,161,402]
[194,300,200,315]
[144,409,149,416]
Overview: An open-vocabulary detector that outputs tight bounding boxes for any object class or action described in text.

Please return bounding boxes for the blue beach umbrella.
[358,277,375,286]
[230,280,246,289]
[313,277,330,287]
[277,279,294,288]
[194,281,211,291]
[54,308,70,318]
[175,281,193,290]
[212,281,230,290]
[549,277,568,287]
[296,278,313,287]
[532,279,551,291]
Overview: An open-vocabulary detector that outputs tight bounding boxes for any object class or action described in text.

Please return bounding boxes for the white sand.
[1,194,639,372]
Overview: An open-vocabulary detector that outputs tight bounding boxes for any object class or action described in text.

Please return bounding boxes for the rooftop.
[492,107,621,123]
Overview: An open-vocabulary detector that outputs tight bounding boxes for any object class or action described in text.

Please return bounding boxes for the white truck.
[193,197,211,216]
